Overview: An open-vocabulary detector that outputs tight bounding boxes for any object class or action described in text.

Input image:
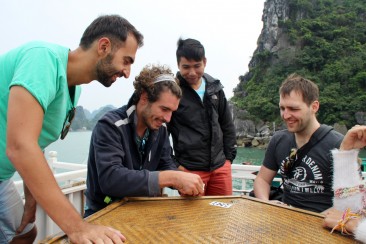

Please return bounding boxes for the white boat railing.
[14,151,88,242]
[15,151,366,242]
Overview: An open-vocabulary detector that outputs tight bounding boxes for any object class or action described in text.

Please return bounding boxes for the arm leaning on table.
[6,87,125,243]
[253,166,277,201]
[156,131,205,195]
[89,112,204,200]
[159,170,204,195]
[323,125,366,242]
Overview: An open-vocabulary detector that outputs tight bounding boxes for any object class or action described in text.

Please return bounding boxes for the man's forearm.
[9,146,86,236]
[158,170,204,196]
[253,178,271,200]
[159,171,180,189]
[23,182,36,208]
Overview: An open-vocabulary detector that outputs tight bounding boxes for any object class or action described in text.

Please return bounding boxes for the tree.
[232,0,366,128]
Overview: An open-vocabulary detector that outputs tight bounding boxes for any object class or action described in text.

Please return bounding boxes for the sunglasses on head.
[60,107,75,140]
[284,148,298,175]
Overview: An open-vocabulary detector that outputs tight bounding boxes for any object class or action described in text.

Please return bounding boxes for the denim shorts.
[0,179,35,243]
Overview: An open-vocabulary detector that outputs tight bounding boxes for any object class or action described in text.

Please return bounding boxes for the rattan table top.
[41,196,358,243]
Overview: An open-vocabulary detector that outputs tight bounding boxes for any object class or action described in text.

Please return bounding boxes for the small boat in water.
[241,161,252,165]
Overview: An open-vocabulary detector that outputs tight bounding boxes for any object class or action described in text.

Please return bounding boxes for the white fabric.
[153,74,176,84]
[332,149,366,243]
[332,149,363,212]
[355,219,366,243]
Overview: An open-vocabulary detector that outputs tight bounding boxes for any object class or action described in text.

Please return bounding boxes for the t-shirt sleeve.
[9,47,58,113]
[262,134,279,171]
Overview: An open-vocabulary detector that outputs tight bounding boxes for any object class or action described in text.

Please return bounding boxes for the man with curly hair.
[84,64,205,216]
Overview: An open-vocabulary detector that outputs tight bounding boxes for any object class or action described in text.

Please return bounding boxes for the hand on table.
[67,222,126,243]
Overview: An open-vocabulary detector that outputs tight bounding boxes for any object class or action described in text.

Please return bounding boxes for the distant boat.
[241,161,252,165]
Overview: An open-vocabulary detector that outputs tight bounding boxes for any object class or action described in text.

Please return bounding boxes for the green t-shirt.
[0,41,81,180]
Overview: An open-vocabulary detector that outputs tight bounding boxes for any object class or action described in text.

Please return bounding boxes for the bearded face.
[95,53,123,87]
[140,103,165,131]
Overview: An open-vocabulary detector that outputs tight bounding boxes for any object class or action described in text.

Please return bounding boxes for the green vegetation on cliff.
[232,0,366,128]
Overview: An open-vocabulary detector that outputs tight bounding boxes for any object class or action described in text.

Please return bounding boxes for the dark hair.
[132,64,182,104]
[79,14,144,50]
[279,73,319,106]
[176,38,205,64]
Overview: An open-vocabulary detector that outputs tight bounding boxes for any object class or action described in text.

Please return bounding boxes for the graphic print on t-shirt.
[281,154,325,194]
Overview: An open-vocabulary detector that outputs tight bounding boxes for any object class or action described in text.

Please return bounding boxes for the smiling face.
[177,57,206,86]
[140,90,180,131]
[95,34,138,87]
[279,90,319,133]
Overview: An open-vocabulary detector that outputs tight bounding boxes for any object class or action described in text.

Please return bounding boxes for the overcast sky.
[0,0,265,112]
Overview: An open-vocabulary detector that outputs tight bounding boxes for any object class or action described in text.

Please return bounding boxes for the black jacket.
[167,72,237,171]
[85,98,177,212]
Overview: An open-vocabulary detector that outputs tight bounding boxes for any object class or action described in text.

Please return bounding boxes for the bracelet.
[330,208,360,235]
[334,184,366,198]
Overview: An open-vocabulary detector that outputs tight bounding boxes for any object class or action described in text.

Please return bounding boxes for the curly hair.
[132,64,182,104]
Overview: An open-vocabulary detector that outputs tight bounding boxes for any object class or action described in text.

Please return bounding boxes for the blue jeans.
[83,207,96,218]
[0,179,35,243]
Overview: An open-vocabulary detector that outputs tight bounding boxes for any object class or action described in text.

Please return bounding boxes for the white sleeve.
[332,149,364,212]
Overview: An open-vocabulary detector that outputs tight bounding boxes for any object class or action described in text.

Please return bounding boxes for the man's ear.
[311,100,320,113]
[140,91,148,104]
[97,37,112,57]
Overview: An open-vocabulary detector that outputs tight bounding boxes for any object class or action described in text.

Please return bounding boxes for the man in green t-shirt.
[0,15,143,243]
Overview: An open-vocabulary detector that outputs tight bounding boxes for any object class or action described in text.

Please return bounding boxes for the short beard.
[95,53,115,87]
[140,103,158,131]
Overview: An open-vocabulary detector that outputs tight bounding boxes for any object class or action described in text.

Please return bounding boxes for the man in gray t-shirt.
[253,74,343,213]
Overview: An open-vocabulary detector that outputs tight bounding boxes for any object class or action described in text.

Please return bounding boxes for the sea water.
[11,131,92,181]
[11,131,366,181]
[46,131,266,166]
[11,131,265,181]
[44,131,93,164]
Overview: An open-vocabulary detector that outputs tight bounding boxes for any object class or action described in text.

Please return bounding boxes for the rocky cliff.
[232,0,366,147]
[233,0,291,147]
[250,0,291,69]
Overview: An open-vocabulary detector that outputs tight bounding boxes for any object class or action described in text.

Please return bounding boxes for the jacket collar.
[125,97,159,144]
[176,72,223,95]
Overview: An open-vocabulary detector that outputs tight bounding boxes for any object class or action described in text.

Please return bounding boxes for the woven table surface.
[42,196,358,243]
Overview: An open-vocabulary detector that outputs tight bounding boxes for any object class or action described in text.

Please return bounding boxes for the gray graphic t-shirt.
[263,127,343,212]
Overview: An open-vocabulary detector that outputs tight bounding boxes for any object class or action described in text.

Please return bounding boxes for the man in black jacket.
[167,38,237,196]
[85,64,204,216]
